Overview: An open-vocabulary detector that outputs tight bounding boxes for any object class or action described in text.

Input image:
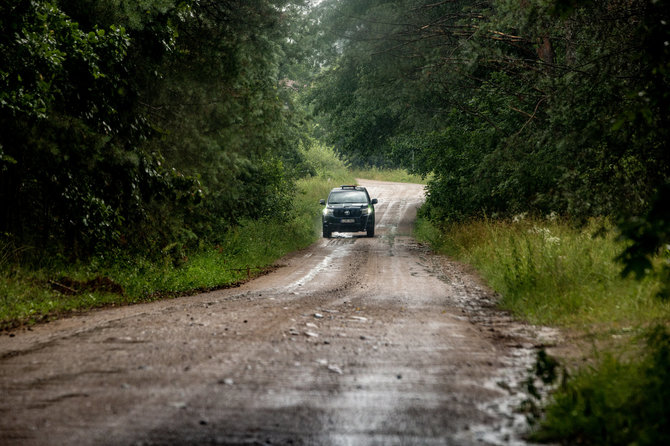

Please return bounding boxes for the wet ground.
[0,180,558,445]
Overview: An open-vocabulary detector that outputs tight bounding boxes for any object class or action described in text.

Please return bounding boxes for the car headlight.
[361,206,369,216]
[323,207,334,217]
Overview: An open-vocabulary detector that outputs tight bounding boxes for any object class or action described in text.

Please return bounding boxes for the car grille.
[334,208,363,218]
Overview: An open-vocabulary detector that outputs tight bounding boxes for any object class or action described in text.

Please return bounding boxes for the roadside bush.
[414,216,669,328]
[0,168,355,330]
[298,139,350,180]
[348,166,428,184]
[530,326,670,446]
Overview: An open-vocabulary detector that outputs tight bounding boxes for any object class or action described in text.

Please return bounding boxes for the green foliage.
[0,1,129,119]
[415,216,670,328]
[530,326,670,446]
[416,214,670,444]
[1,0,310,259]
[0,169,354,330]
[308,0,669,228]
[296,139,350,179]
[349,167,428,184]
[308,0,455,168]
[617,183,670,299]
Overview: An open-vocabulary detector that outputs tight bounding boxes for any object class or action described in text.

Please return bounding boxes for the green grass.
[0,144,355,330]
[0,214,317,330]
[349,167,429,184]
[415,215,670,445]
[415,216,669,330]
[529,326,670,445]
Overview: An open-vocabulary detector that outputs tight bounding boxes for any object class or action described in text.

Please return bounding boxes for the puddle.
[434,257,562,445]
[284,244,353,292]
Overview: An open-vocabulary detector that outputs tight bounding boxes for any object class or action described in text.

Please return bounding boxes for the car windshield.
[328,191,368,204]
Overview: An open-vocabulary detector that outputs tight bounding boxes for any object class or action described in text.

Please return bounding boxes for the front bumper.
[323,215,372,233]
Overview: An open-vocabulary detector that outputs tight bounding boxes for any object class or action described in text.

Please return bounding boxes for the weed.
[416,216,670,445]
[0,167,355,330]
[349,167,430,184]
[415,217,670,328]
[529,326,670,445]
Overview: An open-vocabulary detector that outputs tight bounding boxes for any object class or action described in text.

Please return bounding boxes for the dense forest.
[308,0,669,285]
[2,0,667,280]
[1,0,311,259]
[2,1,669,443]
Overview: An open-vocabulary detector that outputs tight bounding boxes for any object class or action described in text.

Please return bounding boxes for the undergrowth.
[349,166,429,184]
[415,215,670,445]
[528,326,670,445]
[0,144,354,330]
[415,216,669,329]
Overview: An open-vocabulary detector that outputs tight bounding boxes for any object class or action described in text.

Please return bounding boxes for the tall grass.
[415,216,670,444]
[0,144,354,330]
[349,166,429,184]
[530,326,670,445]
[415,216,669,329]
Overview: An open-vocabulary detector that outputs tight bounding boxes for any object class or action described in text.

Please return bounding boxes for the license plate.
[341,218,355,223]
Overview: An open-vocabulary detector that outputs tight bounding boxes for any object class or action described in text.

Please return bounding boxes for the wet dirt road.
[0,180,557,445]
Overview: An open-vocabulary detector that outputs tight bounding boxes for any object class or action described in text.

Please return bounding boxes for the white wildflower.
[513,212,528,223]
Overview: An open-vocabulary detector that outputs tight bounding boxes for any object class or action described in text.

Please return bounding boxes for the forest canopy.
[307,0,669,286]
[1,0,668,284]
[309,0,669,221]
[0,0,310,258]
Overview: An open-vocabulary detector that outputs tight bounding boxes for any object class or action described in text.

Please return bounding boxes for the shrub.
[531,326,670,446]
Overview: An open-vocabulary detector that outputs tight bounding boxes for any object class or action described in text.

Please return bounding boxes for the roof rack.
[340,185,359,190]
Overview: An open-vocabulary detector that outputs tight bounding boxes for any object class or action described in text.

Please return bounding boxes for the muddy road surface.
[0,180,557,445]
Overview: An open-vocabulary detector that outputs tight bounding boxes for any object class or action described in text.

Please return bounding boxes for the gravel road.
[0,180,558,445]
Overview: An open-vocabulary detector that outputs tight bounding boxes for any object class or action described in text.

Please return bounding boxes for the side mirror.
[319,199,326,205]
[371,198,378,205]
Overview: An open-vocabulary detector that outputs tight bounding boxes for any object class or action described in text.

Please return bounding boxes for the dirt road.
[0,180,557,445]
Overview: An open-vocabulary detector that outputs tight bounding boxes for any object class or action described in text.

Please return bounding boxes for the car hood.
[327,203,368,208]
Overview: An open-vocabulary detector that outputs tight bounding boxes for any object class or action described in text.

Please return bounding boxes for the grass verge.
[415,215,670,444]
[349,167,429,184]
[529,326,670,445]
[415,216,669,329]
[0,158,354,330]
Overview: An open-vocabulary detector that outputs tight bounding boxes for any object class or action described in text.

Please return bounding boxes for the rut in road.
[0,180,556,446]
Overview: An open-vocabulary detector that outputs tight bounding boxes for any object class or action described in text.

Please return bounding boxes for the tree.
[0,0,311,258]
[308,0,669,225]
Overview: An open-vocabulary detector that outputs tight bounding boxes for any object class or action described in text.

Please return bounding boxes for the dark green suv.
[319,185,378,238]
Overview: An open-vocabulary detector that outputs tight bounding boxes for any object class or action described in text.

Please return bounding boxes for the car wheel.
[323,227,331,238]
[366,225,374,237]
